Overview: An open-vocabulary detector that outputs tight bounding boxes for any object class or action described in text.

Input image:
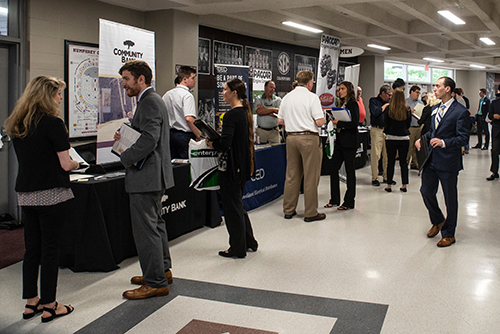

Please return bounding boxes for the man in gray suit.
[114,60,175,299]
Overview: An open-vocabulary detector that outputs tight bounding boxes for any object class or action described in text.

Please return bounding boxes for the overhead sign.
[340,46,364,58]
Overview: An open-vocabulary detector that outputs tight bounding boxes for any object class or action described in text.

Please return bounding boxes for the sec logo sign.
[277,52,290,76]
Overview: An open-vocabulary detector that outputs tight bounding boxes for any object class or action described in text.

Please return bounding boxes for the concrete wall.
[358,55,385,124]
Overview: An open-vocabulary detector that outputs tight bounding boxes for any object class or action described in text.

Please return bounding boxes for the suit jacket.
[489,98,500,138]
[423,100,470,173]
[477,97,490,117]
[418,104,432,135]
[335,98,359,149]
[121,88,174,193]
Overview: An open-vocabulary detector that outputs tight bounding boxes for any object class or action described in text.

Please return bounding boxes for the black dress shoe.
[218,250,245,258]
[384,187,392,192]
[372,180,380,186]
[486,173,499,181]
[383,179,396,185]
[400,187,407,192]
[472,145,481,149]
[284,211,297,219]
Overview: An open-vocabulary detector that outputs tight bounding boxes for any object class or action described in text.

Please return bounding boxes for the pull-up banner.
[316,34,341,109]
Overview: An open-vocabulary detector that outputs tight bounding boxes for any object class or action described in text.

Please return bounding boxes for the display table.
[243,144,286,211]
[59,163,221,272]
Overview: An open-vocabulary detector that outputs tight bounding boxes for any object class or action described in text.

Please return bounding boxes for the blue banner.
[243,144,286,211]
[214,64,249,114]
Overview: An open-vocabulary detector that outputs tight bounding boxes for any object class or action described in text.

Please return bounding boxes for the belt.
[410,126,420,128]
[287,131,318,136]
[371,125,384,129]
[258,126,278,131]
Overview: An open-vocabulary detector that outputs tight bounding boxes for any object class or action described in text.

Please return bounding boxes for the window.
[432,68,454,83]
[0,1,7,36]
[407,64,429,83]
[384,62,404,81]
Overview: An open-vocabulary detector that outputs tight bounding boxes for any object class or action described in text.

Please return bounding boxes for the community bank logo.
[251,168,265,181]
[277,52,290,76]
[113,39,144,63]
[123,40,135,49]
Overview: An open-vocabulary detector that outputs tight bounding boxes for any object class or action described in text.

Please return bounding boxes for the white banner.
[96,19,156,164]
[316,34,341,109]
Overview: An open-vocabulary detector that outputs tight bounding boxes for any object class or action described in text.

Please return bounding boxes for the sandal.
[324,203,334,208]
[41,302,74,323]
[23,300,42,319]
[337,205,353,211]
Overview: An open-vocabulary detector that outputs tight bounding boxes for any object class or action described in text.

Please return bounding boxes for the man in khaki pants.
[368,85,392,186]
[278,71,326,222]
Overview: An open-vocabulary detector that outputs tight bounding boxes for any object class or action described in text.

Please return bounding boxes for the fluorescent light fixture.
[423,57,444,63]
[469,64,486,69]
[282,21,323,33]
[438,10,465,25]
[367,44,391,51]
[0,7,8,15]
[480,37,495,45]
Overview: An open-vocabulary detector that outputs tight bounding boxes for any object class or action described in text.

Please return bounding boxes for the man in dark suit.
[114,60,175,299]
[487,85,500,180]
[415,77,470,247]
[473,88,491,150]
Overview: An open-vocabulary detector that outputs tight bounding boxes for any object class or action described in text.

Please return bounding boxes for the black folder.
[416,135,430,172]
[194,119,220,141]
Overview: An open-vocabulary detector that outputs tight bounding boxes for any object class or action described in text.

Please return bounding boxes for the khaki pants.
[370,127,387,181]
[407,126,421,167]
[283,134,322,218]
[256,127,280,145]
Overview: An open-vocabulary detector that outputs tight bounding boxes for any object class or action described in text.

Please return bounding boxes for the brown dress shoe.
[427,220,445,238]
[131,269,173,285]
[122,284,169,300]
[304,213,326,222]
[437,237,456,247]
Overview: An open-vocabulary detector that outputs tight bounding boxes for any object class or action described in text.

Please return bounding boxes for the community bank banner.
[96,19,156,164]
[316,34,341,109]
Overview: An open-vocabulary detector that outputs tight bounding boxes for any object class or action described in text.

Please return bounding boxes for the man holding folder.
[114,60,175,299]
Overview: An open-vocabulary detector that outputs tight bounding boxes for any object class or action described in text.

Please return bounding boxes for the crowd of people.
[5,60,500,324]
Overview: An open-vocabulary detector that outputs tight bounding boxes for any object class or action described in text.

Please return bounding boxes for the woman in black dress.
[325,81,359,210]
[384,89,411,192]
[4,76,78,322]
[207,78,258,258]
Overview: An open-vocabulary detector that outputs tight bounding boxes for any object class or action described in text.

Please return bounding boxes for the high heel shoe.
[384,187,392,192]
[23,300,42,319]
[41,302,74,323]
[400,187,407,192]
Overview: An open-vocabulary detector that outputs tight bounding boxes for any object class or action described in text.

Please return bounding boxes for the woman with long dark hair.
[384,89,412,192]
[325,81,359,210]
[207,78,258,258]
[4,76,77,322]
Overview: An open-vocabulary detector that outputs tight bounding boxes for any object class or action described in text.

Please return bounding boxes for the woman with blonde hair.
[383,89,412,192]
[207,78,258,258]
[4,76,77,322]
[419,91,440,136]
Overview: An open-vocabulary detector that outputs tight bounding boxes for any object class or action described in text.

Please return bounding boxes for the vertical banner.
[214,64,249,131]
[251,69,272,107]
[344,64,361,93]
[96,19,156,164]
[316,34,341,109]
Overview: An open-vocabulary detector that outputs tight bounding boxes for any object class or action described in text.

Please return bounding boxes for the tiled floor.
[1,148,499,334]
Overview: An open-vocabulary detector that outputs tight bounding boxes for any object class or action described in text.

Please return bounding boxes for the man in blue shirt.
[369,85,392,186]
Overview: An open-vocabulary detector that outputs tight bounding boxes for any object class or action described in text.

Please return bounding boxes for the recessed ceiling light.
[282,21,323,34]
[367,44,391,51]
[469,64,486,69]
[480,37,495,45]
[423,57,444,63]
[438,10,466,25]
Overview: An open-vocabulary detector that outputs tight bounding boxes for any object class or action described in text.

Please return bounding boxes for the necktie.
[435,104,445,128]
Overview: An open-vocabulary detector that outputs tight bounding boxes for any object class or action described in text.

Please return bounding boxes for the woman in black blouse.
[383,89,411,192]
[4,76,78,322]
[207,78,258,258]
[325,81,359,210]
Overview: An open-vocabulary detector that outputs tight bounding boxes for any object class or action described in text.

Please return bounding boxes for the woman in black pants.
[4,76,78,322]
[384,89,412,192]
[207,78,258,258]
[325,81,359,210]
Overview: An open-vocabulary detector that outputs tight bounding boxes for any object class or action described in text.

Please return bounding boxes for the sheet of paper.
[413,103,424,118]
[112,123,141,156]
[330,108,352,122]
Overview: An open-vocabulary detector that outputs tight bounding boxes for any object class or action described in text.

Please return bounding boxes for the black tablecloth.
[60,164,221,272]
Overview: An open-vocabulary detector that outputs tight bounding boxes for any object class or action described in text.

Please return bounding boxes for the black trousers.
[386,139,410,185]
[219,170,257,257]
[170,129,196,159]
[491,134,500,174]
[329,146,356,208]
[476,115,490,148]
[22,201,69,304]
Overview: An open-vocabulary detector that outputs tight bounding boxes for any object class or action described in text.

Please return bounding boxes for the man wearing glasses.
[406,85,424,170]
[369,85,392,186]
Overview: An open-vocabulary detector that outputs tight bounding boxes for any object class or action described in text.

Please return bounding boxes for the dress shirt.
[406,96,423,127]
[162,85,196,132]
